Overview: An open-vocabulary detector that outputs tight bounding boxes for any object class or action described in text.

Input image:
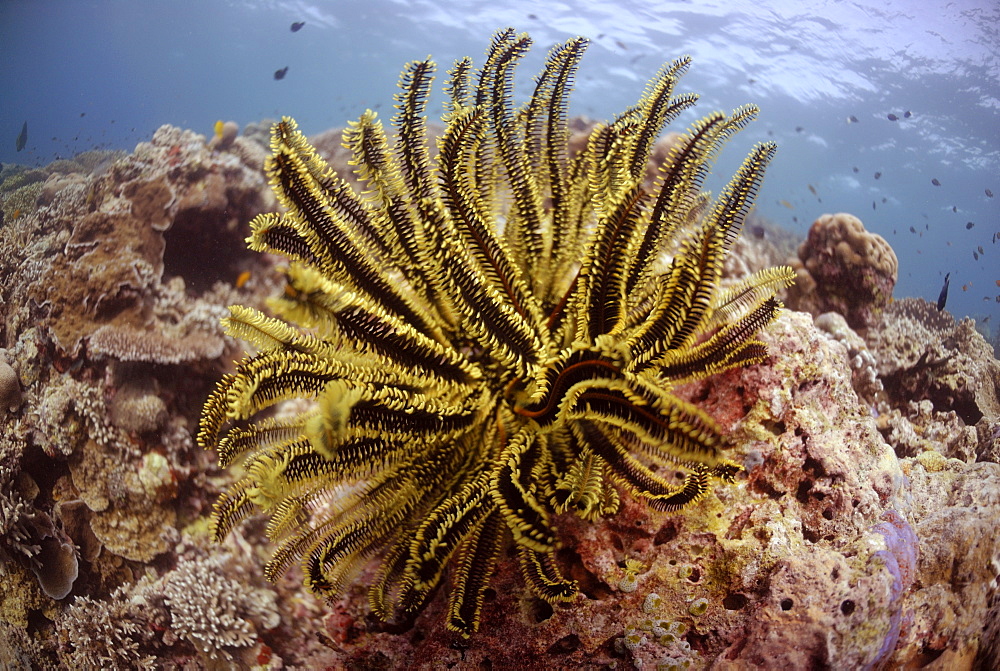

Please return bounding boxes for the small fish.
[852,166,859,173]
[274,66,289,80]
[932,178,941,186]
[779,199,794,209]
[16,121,27,152]
[873,201,877,210]
[952,205,958,213]
[847,115,859,123]
[874,171,881,180]
[795,126,804,132]
[882,197,887,203]
[978,245,985,255]
[966,222,975,230]
[996,280,1000,287]
[214,120,225,138]
[887,113,898,121]
[79,112,85,117]
[974,251,979,260]
[808,184,818,197]
[987,188,994,198]
[290,21,305,32]
[937,273,950,310]
[962,284,968,291]
[909,226,916,233]
[904,110,912,118]
[235,270,252,288]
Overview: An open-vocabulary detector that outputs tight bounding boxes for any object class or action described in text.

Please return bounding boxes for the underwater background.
[2,0,999,329]
[2,1,1000,669]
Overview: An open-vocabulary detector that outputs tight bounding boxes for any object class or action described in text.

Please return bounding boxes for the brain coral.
[787,212,898,327]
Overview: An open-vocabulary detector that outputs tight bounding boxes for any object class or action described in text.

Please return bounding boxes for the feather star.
[198,28,795,636]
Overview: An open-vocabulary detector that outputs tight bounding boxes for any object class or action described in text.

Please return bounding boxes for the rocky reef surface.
[0,124,998,669]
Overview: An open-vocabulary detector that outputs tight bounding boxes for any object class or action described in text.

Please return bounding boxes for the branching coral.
[199,28,793,635]
[162,555,280,659]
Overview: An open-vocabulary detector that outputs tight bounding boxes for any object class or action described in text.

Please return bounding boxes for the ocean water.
[2,0,998,330]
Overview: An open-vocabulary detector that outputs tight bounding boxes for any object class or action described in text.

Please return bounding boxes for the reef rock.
[866,297,1000,464]
[288,311,1000,669]
[786,212,898,328]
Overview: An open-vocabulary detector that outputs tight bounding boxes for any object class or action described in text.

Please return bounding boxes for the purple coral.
[867,509,918,668]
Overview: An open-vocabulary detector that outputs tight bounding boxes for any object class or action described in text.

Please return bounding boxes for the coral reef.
[54,542,281,668]
[786,212,898,327]
[0,30,998,670]
[866,297,1000,463]
[814,311,883,405]
[199,29,794,638]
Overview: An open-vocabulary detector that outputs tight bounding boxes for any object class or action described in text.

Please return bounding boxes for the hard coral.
[20,123,267,358]
[866,297,1000,461]
[162,555,280,660]
[0,352,22,413]
[787,212,897,327]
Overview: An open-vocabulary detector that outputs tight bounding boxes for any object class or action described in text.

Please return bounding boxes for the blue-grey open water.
[2,0,998,329]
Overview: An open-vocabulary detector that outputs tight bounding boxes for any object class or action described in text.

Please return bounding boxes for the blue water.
[2,0,998,329]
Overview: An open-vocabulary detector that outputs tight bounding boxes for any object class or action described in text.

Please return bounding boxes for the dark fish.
[852,166,859,173]
[882,197,887,203]
[966,222,975,229]
[874,171,881,180]
[978,245,985,255]
[274,66,289,80]
[987,188,994,198]
[952,205,957,213]
[749,224,766,239]
[79,112,85,117]
[290,21,305,32]
[973,251,978,260]
[909,226,916,233]
[848,115,859,123]
[15,121,27,152]
[873,201,877,210]
[932,178,941,186]
[887,113,898,121]
[795,126,804,132]
[904,110,912,118]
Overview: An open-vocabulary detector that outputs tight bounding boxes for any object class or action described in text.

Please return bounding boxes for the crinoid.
[198,28,794,636]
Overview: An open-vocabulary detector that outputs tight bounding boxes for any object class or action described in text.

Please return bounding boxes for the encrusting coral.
[199,28,795,636]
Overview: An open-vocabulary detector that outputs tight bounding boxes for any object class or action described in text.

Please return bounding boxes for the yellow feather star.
[198,28,794,636]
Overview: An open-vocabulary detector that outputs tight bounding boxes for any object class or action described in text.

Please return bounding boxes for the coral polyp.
[198,28,794,635]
